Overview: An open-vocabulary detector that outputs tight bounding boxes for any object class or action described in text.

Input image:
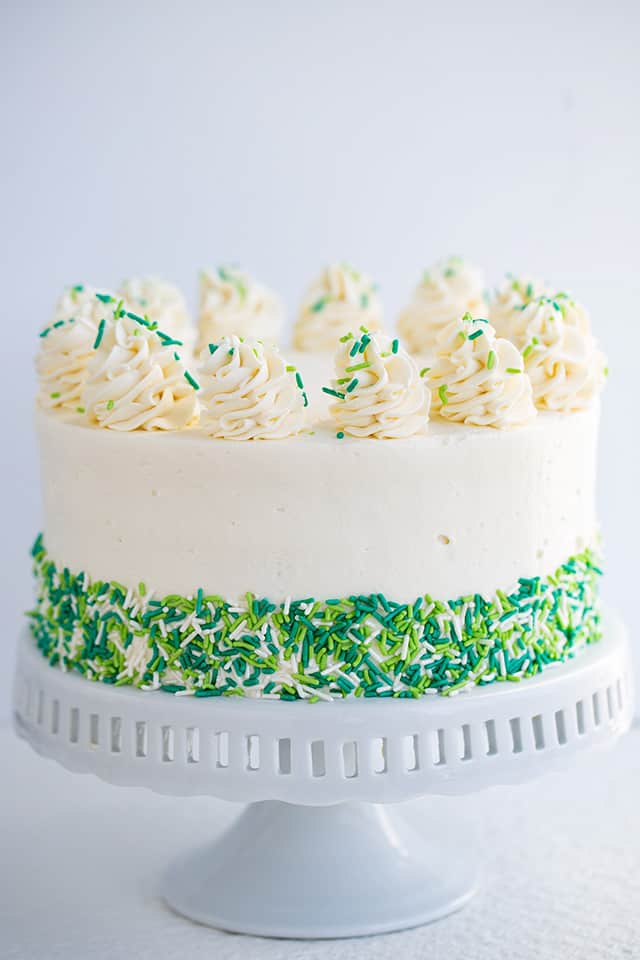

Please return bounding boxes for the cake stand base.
[162,799,475,939]
[13,611,633,940]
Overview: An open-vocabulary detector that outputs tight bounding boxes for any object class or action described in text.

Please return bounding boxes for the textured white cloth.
[1,725,639,960]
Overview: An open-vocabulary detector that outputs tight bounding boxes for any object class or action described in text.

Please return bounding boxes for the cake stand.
[13,609,633,940]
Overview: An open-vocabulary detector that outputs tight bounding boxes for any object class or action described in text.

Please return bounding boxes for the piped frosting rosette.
[509,296,606,412]
[397,256,485,357]
[198,335,307,440]
[489,273,550,338]
[82,304,200,431]
[428,313,536,428]
[198,266,283,350]
[36,285,122,411]
[293,263,382,351]
[119,276,194,348]
[324,330,429,438]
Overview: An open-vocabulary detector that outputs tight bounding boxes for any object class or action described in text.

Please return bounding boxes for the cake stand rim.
[12,607,633,803]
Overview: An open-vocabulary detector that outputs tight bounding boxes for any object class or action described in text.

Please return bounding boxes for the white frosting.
[293,263,382,351]
[489,274,550,338]
[428,315,537,428]
[119,277,193,344]
[36,404,600,603]
[36,286,121,411]
[509,297,606,412]
[328,332,429,438]
[198,335,306,440]
[198,266,283,349]
[397,257,485,357]
[82,312,199,431]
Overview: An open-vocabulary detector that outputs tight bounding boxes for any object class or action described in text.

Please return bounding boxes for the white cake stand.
[13,610,633,940]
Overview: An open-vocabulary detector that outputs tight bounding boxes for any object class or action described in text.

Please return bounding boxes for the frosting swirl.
[326,331,429,438]
[37,285,120,411]
[489,273,550,338]
[119,276,193,343]
[198,266,283,349]
[397,257,485,357]
[428,314,536,428]
[293,263,382,351]
[510,297,606,411]
[82,309,199,431]
[198,335,307,440]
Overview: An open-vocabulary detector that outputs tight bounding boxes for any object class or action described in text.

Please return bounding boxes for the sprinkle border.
[27,535,602,701]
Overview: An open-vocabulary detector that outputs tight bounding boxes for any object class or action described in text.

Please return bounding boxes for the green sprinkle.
[506,367,522,374]
[420,367,430,377]
[346,378,359,392]
[106,399,115,410]
[391,339,399,354]
[339,333,354,342]
[438,384,448,405]
[345,361,371,373]
[311,297,328,313]
[27,535,603,703]
[486,350,496,370]
[336,431,345,439]
[208,343,219,354]
[468,329,483,341]
[76,406,85,414]
[93,318,106,350]
[95,293,114,304]
[184,370,200,391]
[322,387,346,399]
[50,392,60,399]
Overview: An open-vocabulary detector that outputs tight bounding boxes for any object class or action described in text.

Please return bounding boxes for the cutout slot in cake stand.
[13,609,633,940]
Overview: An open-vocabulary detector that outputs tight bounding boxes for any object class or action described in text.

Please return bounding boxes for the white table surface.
[2,723,639,960]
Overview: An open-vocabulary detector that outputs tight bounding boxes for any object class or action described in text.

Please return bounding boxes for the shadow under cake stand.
[13,609,633,940]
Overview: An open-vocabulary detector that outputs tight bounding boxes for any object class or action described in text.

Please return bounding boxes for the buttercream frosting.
[489,273,550,337]
[198,335,306,439]
[397,256,485,357]
[510,297,606,412]
[119,276,193,343]
[327,331,429,438]
[36,286,121,411]
[428,314,537,428]
[82,308,199,431]
[198,266,283,348]
[293,263,382,351]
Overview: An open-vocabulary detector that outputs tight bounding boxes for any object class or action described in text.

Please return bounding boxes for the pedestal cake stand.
[13,610,633,940]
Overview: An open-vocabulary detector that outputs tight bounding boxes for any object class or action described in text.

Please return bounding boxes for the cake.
[28,265,607,701]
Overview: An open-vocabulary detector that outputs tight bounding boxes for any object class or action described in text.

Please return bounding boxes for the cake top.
[119,276,192,343]
[81,302,199,431]
[506,295,607,412]
[37,286,123,412]
[489,273,550,337]
[198,335,307,440]
[397,256,485,356]
[293,263,382,352]
[428,313,537,428]
[35,263,607,438]
[323,329,429,439]
[198,265,283,348]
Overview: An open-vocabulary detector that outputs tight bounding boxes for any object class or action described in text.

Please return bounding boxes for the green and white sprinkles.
[28,536,603,701]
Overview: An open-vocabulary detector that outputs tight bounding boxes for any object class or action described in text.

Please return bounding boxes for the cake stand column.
[161,799,476,939]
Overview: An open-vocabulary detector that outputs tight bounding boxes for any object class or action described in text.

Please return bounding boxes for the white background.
[1,0,639,721]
